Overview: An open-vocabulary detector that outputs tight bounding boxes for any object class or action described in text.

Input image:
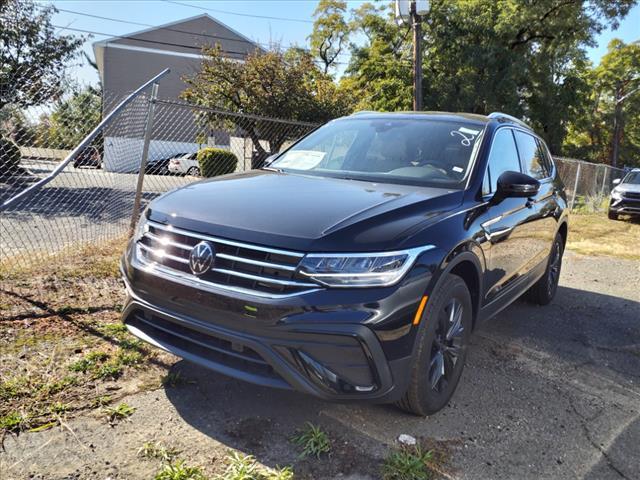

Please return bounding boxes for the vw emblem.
[189,241,215,275]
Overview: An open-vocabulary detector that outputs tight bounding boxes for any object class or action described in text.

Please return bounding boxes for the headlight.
[611,189,622,201]
[298,247,430,288]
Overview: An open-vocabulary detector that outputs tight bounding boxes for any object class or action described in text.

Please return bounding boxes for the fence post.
[129,82,159,236]
[570,161,581,211]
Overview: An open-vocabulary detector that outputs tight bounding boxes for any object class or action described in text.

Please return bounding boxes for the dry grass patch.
[567,213,640,260]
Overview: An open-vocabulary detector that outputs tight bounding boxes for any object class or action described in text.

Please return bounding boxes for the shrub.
[197,147,238,178]
[0,136,22,177]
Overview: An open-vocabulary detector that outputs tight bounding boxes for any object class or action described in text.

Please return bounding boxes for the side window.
[536,138,554,175]
[514,131,548,179]
[484,129,521,194]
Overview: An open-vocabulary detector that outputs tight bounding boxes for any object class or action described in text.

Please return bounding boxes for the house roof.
[92,13,263,75]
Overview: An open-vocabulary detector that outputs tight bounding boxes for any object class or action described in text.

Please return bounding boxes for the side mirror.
[493,171,540,201]
[612,178,621,186]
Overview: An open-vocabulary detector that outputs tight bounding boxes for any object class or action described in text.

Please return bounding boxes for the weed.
[100,323,128,339]
[265,466,294,480]
[162,371,186,388]
[0,412,25,432]
[291,422,331,458]
[382,445,434,480]
[138,441,180,462]
[104,402,135,423]
[49,402,69,414]
[117,350,143,366]
[119,338,145,351]
[217,451,259,479]
[39,376,78,396]
[95,361,123,380]
[69,350,110,373]
[0,376,28,400]
[92,395,112,408]
[154,460,206,480]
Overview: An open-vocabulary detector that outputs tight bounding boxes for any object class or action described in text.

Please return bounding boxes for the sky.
[46,0,640,86]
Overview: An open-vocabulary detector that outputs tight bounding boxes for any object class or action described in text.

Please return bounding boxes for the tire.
[525,233,564,305]
[608,210,618,220]
[397,273,473,416]
[187,167,200,176]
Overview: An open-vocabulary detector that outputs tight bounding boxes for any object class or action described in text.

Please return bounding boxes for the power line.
[164,0,314,24]
[53,24,251,57]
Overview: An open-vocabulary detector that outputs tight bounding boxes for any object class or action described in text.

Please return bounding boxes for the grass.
[567,213,640,260]
[138,441,180,462]
[217,451,294,480]
[154,460,206,480]
[382,445,434,480]
[0,412,25,432]
[104,402,135,423]
[291,422,331,458]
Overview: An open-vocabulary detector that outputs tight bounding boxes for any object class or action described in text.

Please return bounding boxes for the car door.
[513,130,556,270]
[478,128,538,303]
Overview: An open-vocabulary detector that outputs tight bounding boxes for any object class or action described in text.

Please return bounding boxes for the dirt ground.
[1,245,639,479]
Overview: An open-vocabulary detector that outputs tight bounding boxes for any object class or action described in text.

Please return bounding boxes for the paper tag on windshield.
[275,150,325,170]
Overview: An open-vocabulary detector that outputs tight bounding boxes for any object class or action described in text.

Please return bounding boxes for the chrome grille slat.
[137,221,320,297]
[210,268,317,287]
[145,231,192,251]
[215,253,297,271]
[148,220,305,258]
[138,242,189,264]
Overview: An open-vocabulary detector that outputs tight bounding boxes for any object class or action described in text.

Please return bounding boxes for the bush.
[0,136,22,177]
[197,147,238,178]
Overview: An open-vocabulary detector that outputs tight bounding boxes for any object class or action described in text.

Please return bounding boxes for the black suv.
[121,112,568,415]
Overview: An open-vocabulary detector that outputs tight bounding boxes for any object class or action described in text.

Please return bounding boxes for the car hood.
[147,170,462,252]
[615,183,640,194]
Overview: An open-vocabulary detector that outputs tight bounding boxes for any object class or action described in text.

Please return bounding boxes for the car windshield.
[271,117,485,188]
[622,171,640,185]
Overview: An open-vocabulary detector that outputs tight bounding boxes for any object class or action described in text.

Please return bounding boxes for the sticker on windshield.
[275,150,325,170]
[451,127,481,147]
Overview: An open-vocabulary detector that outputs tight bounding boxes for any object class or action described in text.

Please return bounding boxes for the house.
[92,14,261,172]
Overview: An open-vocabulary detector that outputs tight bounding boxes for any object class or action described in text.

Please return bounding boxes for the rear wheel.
[397,274,472,416]
[526,233,564,305]
[187,166,200,176]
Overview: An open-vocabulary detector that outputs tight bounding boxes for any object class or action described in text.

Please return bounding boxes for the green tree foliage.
[0,0,84,110]
[182,46,355,167]
[564,40,640,167]
[37,86,102,150]
[309,0,352,74]
[342,0,635,153]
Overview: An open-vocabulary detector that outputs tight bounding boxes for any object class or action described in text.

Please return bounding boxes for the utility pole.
[611,79,640,169]
[396,1,428,111]
[411,1,423,111]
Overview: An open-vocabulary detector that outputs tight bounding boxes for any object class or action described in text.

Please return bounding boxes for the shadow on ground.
[165,284,640,479]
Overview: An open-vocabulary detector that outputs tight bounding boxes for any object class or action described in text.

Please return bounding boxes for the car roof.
[344,110,532,131]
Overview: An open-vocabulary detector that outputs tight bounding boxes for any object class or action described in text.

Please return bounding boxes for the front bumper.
[609,196,640,216]
[120,243,436,402]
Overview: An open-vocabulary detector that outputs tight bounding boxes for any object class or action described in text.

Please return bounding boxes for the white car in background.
[168,152,199,176]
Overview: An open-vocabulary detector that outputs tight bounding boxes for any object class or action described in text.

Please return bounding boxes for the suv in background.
[121,111,568,416]
[609,168,640,220]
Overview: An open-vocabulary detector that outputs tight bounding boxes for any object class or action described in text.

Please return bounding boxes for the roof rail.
[488,112,530,129]
[350,110,378,116]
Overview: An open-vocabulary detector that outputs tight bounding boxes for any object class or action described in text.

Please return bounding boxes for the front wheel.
[526,233,564,305]
[397,274,472,416]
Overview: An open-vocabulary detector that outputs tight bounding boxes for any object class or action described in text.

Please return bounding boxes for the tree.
[37,86,102,149]
[0,0,84,110]
[343,0,635,153]
[182,46,355,168]
[309,0,351,74]
[563,40,640,167]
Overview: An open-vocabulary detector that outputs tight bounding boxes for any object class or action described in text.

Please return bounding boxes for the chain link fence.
[1,65,628,318]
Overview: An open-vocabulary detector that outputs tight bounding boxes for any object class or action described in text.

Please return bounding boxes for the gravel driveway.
[2,251,639,480]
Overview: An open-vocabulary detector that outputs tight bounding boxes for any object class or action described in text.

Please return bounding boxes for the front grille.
[136,220,320,297]
[623,191,640,200]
